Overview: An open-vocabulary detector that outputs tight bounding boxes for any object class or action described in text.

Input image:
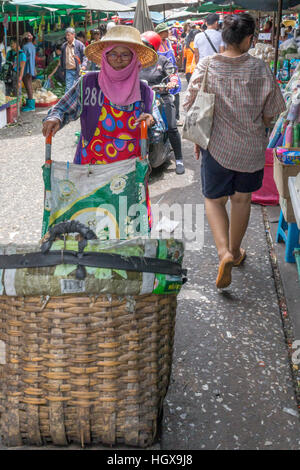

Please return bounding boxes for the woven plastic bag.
[182,58,215,149]
[42,157,150,240]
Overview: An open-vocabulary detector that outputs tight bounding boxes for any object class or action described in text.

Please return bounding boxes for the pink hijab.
[98,44,142,106]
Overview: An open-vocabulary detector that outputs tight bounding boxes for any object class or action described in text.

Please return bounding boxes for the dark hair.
[185,29,198,48]
[206,13,219,26]
[55,45,61,51]
[77,31,85,39]
[222,13,255,45]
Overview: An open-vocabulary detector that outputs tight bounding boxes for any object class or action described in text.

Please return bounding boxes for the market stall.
[267,60,300,261]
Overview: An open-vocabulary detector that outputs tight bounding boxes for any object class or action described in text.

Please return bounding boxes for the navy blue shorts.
[201,149,264,199]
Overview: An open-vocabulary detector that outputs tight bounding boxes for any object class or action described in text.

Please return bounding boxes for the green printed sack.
[0,238,185,296]
[42,158,150,239]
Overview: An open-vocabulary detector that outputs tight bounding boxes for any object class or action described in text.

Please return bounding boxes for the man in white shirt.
[194,13,225,63]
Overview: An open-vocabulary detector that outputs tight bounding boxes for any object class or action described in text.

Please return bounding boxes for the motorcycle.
[147,78,176,169]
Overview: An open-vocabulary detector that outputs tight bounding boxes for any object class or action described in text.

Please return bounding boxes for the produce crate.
[0,222,186,448]
[35,99,59,108]
[279,195,296,223]
[6,102,18,124]
[274,152,300,199]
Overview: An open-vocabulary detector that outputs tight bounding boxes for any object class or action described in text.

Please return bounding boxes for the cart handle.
[45,132,52,163]
[46,133,52,145]
[141,120,147,140]
[41,221,97,255]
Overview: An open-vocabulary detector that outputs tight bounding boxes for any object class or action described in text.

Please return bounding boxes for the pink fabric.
[98,44,141,106]
[251,149,279,206]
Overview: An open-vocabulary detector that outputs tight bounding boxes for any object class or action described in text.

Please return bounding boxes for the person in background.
[47,45,64,83]
[263,20,272,33]
[90,30,101,70]
[194,13,225,64]
[77,31,89,47]
[4,37,26,97]
[21,32,36,112]
[287,25,294,39]
[140,30,185,175]
[181,20,191,42]
[155,22,182,125]
[61,27,88,92]
[106,22,116,33]
[183,28,197,83]
[92,29,101,42]
[184,13,286,289]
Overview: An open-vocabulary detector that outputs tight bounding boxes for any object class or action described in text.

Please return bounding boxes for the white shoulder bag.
[182,58,215,149]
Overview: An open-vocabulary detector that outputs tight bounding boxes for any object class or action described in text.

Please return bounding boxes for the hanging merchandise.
[70,16,75,28]
[38,23,43,42]
[47,22,51,34]
[86,30,91,42]
[33,20,38,32]
[268,62,300,164]
[58,15,62,30]
[40,15,46,29]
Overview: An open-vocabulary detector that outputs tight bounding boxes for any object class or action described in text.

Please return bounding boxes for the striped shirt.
[183,53,286,172]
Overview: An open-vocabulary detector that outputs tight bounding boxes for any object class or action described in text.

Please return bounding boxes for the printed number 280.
[84,87,101,107]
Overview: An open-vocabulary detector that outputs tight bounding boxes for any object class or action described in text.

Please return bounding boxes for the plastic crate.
[6,102,18,124]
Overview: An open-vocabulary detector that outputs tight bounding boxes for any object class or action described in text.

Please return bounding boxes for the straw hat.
[85,25,157,68]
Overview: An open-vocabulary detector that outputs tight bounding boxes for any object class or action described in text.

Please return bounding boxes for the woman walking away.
[184,13,286,289]
[183,28,197,83]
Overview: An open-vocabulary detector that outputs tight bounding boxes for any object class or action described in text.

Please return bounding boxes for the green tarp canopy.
[8,0,86,9]
[188,2,244,14]
[210,0,300,11]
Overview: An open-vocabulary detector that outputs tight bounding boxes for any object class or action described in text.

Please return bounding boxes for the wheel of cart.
[0,135,187,448]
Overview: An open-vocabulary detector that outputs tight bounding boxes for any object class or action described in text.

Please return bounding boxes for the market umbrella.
[189,2,244,14]
[73,0,133,12]
[210,0,300,11]
[165,10,210,21]
[8,0,86,8]
[133,0,154,32]
[129,0,199,20]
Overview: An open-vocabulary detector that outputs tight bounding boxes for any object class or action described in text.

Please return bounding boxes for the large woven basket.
[0,292,177,447]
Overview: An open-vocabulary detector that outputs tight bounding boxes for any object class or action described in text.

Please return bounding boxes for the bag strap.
[0,250,188,281]
[187,45,194,54]
[204,31,218,53]
[200,57,211,93]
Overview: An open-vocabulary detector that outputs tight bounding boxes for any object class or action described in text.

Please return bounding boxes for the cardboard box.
[274,154,300,199]
[279,195,296,223]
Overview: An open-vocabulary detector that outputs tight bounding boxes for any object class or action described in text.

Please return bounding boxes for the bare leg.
[229,192,251,261]
[22,73,33,100]
[204,196,231,260]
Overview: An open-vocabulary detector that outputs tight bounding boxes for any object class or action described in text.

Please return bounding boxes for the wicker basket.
[0,292,177,447]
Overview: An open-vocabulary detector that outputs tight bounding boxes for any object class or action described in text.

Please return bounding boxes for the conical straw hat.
[85,25,157,68]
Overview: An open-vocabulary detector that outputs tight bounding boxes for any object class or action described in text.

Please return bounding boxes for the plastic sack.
[0,237,185,296]
[42,157,150,240]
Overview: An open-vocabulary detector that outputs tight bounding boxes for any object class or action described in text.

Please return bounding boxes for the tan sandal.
[216,254,234,289]
[233,248,246,267]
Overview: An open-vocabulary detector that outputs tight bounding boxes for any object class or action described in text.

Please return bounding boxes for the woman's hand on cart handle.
[42,119,61,138]
[135,113,155,128]
[194,144,201,160]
